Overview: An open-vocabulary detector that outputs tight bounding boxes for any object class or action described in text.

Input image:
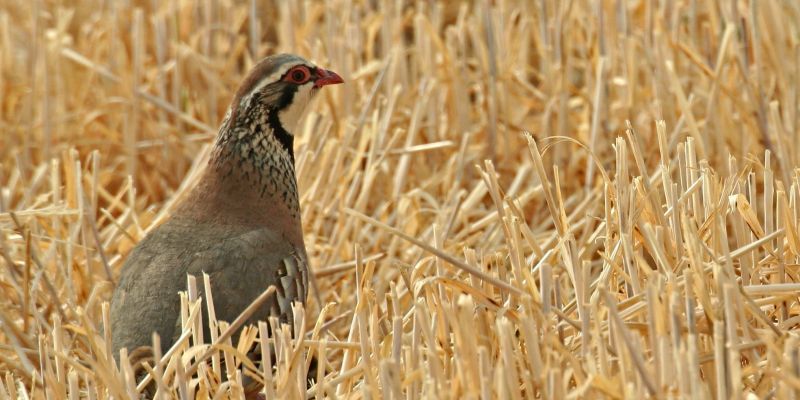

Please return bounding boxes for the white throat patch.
[278,83,316,133]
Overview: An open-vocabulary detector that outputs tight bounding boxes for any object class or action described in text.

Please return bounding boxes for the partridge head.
[109,54,342,384]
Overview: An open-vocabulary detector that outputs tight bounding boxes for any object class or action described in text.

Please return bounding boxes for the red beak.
[314,68,344,88]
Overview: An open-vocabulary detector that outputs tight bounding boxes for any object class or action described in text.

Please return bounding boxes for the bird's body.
[109,54,342,373]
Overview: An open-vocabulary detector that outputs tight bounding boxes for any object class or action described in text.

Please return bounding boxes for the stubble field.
[1,1,800,399]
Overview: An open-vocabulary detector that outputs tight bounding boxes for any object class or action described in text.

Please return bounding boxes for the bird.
[109,53,343,394]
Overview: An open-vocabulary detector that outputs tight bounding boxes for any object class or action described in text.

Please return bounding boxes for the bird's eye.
[285,66,311,84]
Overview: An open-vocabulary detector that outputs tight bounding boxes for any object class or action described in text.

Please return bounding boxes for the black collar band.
[267,108,295,163]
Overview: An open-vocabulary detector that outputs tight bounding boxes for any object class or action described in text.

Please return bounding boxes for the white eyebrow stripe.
[239,62,302,107]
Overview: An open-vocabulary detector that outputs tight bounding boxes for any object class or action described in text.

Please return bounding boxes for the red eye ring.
[284,66,311,84]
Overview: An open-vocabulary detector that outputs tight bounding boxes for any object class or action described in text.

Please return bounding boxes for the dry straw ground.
[1,0,799,399]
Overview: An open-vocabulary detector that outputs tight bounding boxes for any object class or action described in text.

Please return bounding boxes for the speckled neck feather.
[209,105,300,219]
[175,54,310,242]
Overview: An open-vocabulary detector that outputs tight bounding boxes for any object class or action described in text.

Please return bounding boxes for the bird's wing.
[110,221,308,361]
[186,227,309,329]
